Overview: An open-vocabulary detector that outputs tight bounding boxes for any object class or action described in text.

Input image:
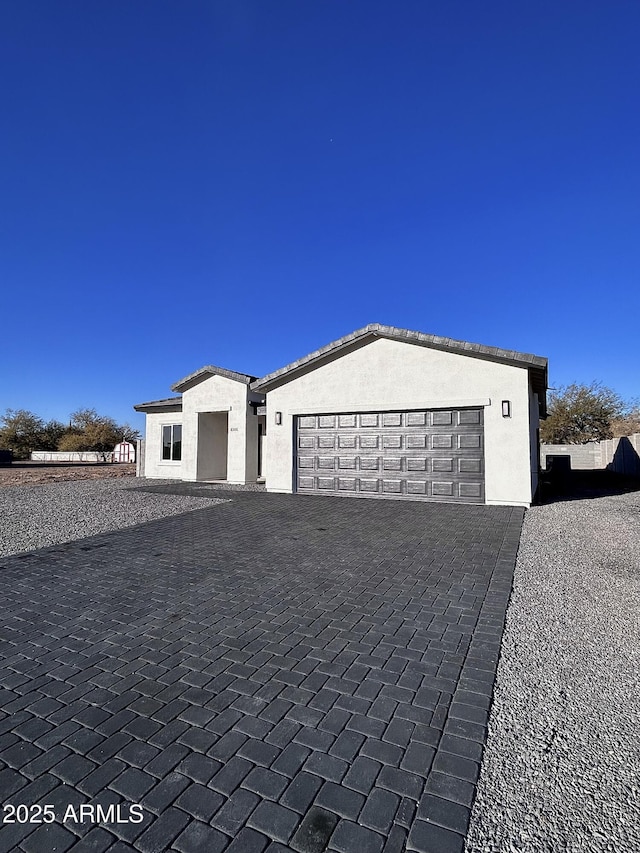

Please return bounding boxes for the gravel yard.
[0,461,137,487]
[0,478,225,558]
[467,487,640,853]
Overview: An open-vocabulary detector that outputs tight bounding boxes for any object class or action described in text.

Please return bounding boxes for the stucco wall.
[143,411,183,479]
[528,387,541,499]
[181,374,257,484]
[263,337,534,506]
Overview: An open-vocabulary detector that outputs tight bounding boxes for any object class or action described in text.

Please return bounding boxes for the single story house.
[134,324,548,507]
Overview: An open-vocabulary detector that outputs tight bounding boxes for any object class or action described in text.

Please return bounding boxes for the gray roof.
[251,324,548,407]
[136,325,548,416]
[133,396,183,413]
[171,365,258,393]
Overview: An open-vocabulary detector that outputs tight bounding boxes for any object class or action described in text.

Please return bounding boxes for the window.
[162,424,182,461]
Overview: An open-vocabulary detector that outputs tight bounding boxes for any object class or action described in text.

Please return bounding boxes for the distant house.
[134,324,547,507]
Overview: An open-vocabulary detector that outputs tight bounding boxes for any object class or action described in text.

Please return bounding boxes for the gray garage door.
[295,408,484,503]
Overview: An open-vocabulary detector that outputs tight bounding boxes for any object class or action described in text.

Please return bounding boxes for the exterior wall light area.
[502,400,511,418]
[275,411,282,425]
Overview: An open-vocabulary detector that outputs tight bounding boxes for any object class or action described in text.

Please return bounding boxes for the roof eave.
[134,397,183,413]
[252,324,549,393]
[172,365,258,393]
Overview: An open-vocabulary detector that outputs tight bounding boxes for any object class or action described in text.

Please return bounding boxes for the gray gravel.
[467,489,640,853]
[0,478,226,558]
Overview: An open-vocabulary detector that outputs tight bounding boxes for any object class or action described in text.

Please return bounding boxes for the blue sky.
[1,1,638,432]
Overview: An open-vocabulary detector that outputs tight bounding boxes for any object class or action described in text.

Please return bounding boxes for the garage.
[252,324,547,507]
[295,407,484,502]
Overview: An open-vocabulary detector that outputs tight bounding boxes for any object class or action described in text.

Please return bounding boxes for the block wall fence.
[541,433,640,476]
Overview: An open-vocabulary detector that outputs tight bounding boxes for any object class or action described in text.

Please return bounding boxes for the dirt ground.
[0,462,136,487]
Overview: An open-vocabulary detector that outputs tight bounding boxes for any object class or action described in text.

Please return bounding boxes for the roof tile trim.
[134,396,183,412]
[251,323,547,391]
[172,365,258,392]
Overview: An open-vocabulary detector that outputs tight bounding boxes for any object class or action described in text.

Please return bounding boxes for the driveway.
[0,486,523,853]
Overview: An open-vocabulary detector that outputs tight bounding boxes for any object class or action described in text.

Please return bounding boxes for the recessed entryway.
[197,411,228,481]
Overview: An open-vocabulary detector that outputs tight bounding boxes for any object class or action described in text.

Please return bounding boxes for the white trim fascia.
[278,398,492,416]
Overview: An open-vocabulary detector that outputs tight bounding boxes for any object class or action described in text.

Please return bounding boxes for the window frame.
[161,423,182,462]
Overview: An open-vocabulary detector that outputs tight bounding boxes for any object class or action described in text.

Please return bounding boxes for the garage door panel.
[383,435,402,449]
[318,435,335,449]
[317,457,335,470]
[432,435,454,449]
[459,434,482,449]
[460,482,483,499]
[338,435,357,448]
[295,407,484,503]
[360,414,380,427]
[338,477,357,491]
[432,481,454,496]
[360,457,380,470]
[431,411,453,426]
[318,415,336,429]
[317,477,335,489]
[433,457,454,472]
[407,434,428,448]
[383,413,402,427]
[338,414,356,428]
[338,457,357,470]
[383,457,403,471]
[359,435,380,449]
[406,412,428,426]
[459,458,483,474]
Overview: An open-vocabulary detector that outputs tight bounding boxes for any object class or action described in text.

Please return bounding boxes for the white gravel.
[467,489,640,853]
[0,478,225,558]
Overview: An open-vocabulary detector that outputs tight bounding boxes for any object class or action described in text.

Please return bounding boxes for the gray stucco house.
[134,324,548,507]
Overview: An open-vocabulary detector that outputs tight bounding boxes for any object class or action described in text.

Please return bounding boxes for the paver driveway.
[0,486,523,853]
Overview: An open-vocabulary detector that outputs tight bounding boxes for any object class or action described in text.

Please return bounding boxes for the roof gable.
[251,324,548,408]
[171,365,258,393]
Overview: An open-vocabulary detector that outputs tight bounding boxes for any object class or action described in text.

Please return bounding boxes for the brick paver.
[0,486,522,851]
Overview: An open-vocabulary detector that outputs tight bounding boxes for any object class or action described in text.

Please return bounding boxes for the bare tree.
[541,383,627,444]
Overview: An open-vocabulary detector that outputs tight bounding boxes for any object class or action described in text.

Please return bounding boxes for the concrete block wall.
[31,451,115,463]
[136,440,146,477]
[603,433,640,476]
[541,433,640,476]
